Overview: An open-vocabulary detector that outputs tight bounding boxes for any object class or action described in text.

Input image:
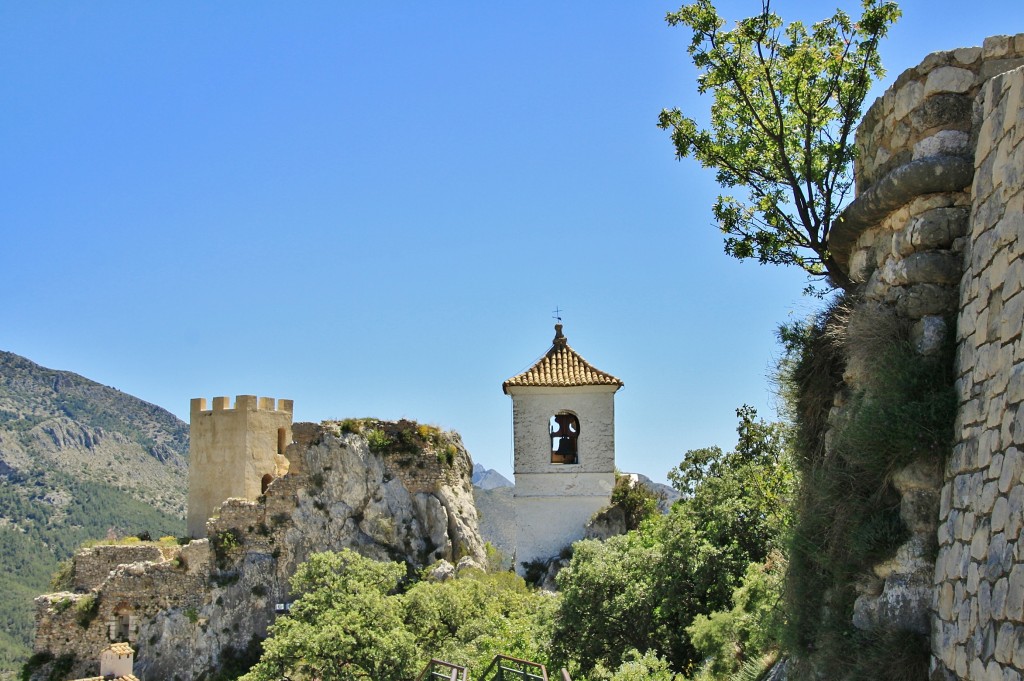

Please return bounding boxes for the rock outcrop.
[30,420,485,681]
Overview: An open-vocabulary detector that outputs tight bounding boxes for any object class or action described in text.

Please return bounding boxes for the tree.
[241,550,419,681]
[550,408,795,676]
[658,0,900,291]
[241,550,554,681]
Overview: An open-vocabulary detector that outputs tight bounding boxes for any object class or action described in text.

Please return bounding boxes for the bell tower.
[503,324,623,568]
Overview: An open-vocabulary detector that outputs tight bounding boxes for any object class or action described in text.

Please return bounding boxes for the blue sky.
[1,1,1018,483]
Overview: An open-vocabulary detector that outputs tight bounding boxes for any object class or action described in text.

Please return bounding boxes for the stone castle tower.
[186,395,293,537]
[503,324,623,567]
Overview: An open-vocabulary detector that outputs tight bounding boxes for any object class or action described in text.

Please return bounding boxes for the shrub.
[50,559,73,591]
[74,594,99,628]
[366,428,392,452]
[609,474,661,531]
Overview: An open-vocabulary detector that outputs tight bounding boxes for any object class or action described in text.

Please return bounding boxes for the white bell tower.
[503,323,622,568]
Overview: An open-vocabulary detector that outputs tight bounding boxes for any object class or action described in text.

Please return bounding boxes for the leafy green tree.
[658,0,900,290]
[241,550,419,681]
[592,649,685,681]
[402,569,555,670]
[242,551,554,681]
[609,473,662,531]
[686,553,786,678]
[551,408,794,676]
[551,527,666,675]
[668,405,795,559]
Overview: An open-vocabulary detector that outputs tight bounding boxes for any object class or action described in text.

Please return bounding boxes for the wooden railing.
[479,654,549,681]
[415,654,571,680]
[415,659,469,681]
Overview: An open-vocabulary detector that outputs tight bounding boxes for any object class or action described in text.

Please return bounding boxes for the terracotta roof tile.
[105,643,134,656]
[503,325,622,392]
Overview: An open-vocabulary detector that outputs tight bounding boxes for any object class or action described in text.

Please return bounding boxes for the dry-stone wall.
[933,64,1024,681]
[31,421,484,681]
[830,34,1024,681]
[71,545,167,592]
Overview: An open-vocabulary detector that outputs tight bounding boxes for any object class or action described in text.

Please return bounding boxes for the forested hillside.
[0,351,188,675]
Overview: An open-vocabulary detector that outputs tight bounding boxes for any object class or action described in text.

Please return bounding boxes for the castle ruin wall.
[831,34,1024,681]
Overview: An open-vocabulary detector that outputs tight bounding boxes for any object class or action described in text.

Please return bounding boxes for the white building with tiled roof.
[71,643,137,681]
[503,323,622,569]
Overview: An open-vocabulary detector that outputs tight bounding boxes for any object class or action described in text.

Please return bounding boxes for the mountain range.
[0,351,188,675]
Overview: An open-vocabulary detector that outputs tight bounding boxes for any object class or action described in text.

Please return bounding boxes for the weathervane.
[552,306,563,323]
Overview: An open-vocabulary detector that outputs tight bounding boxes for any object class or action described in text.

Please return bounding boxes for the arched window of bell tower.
[550,412,580,464]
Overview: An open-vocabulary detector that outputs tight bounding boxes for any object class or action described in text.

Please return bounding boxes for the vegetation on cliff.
[780,300,954,679]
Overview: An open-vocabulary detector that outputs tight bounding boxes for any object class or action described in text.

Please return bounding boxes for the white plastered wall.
[507,385,617,566]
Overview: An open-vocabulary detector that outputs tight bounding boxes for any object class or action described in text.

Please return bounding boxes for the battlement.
[190,395,294,415]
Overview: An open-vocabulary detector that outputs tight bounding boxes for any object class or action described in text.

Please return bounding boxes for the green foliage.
[402,570,555,670]
[780,303,954,679]
[365,428,394,452]
[242,550,418,681]
[669,406,795,560]
[609,474,661,531]
[658,0,900,289]
[687,555,785,678]
[73,593,99,628]
[591,649,685,681]
[552,408,794,677]
[338,418,366,434]
[185,607,199,624]
[212,529,243,568]
[49,559,73,591]
[241,550,553,681]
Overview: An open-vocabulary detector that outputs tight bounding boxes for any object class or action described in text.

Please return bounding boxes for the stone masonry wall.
[830,34,1024,681]
[72,545,166,592]
[932,65,1024,681]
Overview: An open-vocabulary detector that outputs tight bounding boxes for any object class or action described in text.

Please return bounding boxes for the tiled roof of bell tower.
[502,324,623,392]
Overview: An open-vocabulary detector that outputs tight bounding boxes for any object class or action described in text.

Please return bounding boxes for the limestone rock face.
[281,426,485,570]
[31,420,485,681]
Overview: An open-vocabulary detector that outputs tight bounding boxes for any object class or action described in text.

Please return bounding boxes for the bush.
[609,474,661,531]
[50,559,73,591]
[74,594,99,628]
[365,429,393,452]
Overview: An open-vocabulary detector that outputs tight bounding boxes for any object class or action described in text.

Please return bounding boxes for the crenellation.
[191,395,294,415]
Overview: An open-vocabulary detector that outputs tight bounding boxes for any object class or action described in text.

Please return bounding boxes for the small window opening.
[550,413,580,464]
[277,428,287,455]
[261,474,274,495]
[110,603,133,642]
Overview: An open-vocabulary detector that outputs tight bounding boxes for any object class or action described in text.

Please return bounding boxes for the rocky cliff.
[30,419,486,681]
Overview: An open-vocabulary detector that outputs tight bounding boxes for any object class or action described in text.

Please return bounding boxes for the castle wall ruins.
[831,34,1024,681]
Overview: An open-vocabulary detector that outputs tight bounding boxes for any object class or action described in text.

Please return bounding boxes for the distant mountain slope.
[0,351,188,676]
[471,463,512,490]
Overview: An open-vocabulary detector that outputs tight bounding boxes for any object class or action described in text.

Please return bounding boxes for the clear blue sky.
[1,1,1018,483]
